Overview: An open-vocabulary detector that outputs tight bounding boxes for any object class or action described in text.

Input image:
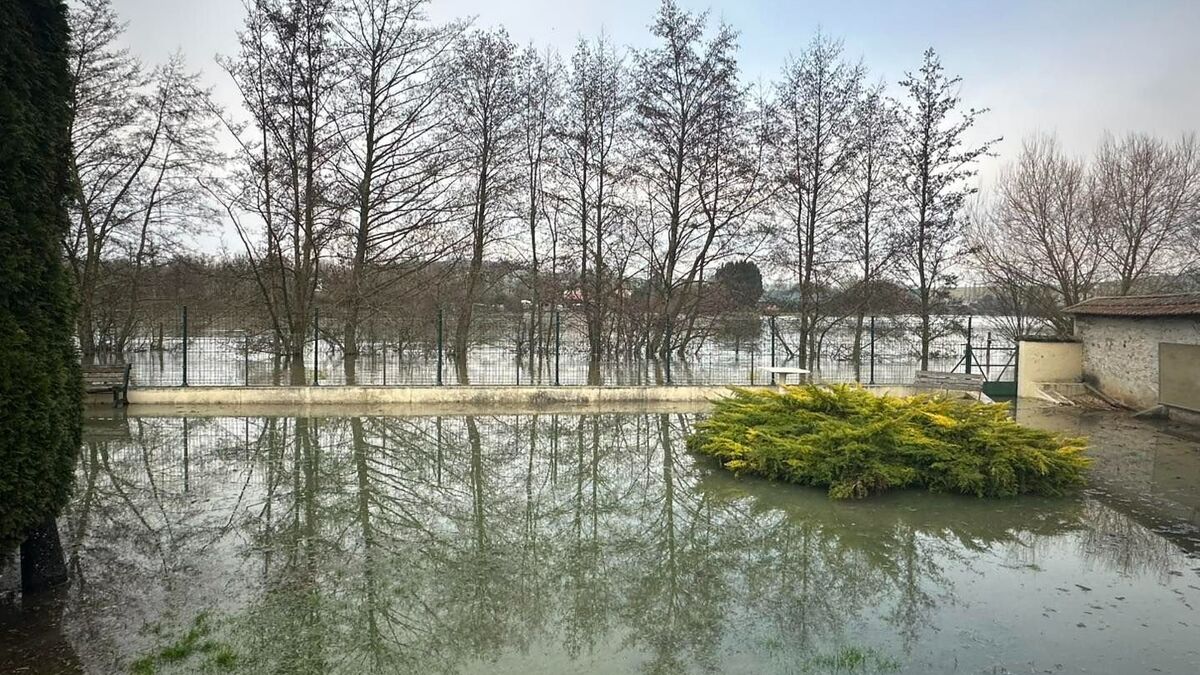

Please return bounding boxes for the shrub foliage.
[0,0,82,548]
[687,385,1088,499]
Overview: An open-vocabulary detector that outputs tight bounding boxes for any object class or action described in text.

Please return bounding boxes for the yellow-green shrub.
[687,385,1088,499]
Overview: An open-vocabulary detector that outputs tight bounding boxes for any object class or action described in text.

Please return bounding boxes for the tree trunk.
[21,518,68,592]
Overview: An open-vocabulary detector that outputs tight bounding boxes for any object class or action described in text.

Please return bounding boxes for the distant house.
[1064,293,1200,415]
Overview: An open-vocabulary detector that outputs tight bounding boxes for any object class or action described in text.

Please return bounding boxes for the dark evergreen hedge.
[0,0,82,548]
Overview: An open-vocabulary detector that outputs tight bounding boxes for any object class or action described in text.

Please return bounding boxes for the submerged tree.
[0,0,82,589]
[894,48,995,369]
[774,32,864,368]
[330,0,464,382]
[444,28,521,381]
[64,0,218,360]
[215,0,343,383]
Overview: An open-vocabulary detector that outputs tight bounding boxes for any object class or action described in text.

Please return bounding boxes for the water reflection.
[3,412,1198,674]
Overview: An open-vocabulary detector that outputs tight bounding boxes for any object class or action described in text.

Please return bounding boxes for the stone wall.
[1077,316,1200,409]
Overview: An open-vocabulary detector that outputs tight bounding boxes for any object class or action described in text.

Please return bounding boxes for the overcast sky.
[108,0,1200,248]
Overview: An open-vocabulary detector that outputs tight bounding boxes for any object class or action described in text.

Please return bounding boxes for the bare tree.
[215,0,343,383]
[633,0,743,356]
[557,34,627,369]
[894,48,996,369]
[773,32,864,368]
[1092,132,1200,295]
[513,44,562,372]
[444,28,521,380]
[331,0,464,381]
[970,135,1100,335]
[848,79,901,376]
[64,0,218,360]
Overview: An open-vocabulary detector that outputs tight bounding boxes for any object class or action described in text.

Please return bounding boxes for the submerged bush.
[687,385,1088,499]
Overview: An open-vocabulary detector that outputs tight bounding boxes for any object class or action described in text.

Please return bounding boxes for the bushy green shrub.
[687,385,1088,499]
[0,0,82,549]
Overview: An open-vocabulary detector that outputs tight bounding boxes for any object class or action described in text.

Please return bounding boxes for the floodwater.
[2,408,1199,674]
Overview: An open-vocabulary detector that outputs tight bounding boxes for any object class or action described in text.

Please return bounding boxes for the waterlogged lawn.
[1,411,1198,674]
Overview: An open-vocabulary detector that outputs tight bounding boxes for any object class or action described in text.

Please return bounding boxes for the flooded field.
[2,408,1199,674]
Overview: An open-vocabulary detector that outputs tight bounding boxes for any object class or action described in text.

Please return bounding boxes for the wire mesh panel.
[100,300,1015,388]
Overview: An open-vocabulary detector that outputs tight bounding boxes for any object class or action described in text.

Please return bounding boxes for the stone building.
[1064,293,1200,413]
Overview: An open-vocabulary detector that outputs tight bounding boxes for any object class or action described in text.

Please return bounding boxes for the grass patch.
[687,385,1089,498]
[129,612,239,673]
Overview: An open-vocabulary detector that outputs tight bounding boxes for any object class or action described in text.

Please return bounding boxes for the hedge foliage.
[687,385,1089,499]
[0,0,82,548]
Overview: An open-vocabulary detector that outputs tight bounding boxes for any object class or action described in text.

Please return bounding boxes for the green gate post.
[869,315,876,385]
[181,305,188,386]
[985,332,992,379]
[769,315,776,385]
[244,332,250,386]
[436,308,444,386]
[516,315,522,386]
[312,308,320,386]
[965,315,974,374]
[554,310,561,386]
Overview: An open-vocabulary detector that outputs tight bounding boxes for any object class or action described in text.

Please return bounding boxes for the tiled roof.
[1064,293,1200,318]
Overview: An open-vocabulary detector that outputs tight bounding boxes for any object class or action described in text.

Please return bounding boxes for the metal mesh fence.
[90,304,1017,388]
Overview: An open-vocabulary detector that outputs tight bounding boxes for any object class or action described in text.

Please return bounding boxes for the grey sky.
[110,0,1200,191]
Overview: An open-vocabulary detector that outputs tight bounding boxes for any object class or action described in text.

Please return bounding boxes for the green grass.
[688,385,1089,499]
[129,612,238,674]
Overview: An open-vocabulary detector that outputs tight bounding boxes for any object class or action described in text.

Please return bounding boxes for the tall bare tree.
[847,80,900,376]
[557,35,627,368]
[1092,132,1200,295]
[633,0,742,356]
[895,48,995,369]
[774,32,864,368]
[216,0,342,383]
[331,0,464,381]
[445,28,521,380]
[513,44,562,371]
[970,135,1100,335]
[65,0,218,360]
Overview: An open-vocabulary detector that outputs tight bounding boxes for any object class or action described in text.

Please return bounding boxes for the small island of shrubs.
[687,385,1089,499]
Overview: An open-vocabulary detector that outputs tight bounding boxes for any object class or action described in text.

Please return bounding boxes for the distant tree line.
[62,0,1200,377]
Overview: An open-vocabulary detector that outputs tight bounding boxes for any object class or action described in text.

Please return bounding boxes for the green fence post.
[312,308,320,386]
[769,315,776,385]
[181,305,188,387]
[664,319,672,385]
[869,315,876,385]
[516,315,522,386]
[965,315,974,375]
[436,308,444,386]
[244,332,250,386]
[554,310,561,386]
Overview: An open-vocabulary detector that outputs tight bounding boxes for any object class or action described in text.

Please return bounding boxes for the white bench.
[764,366,810,386]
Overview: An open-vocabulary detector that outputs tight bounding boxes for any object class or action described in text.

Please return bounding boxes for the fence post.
[750,348,755,386]
[312,308,320,386]
[516,316,522,386]
[436,308,444,386]
[554,309,561,386]
[382,338,388,386]
[965,315,974,375]
[985,332,992,380]
[181,305,188,387]
[664,319,672,385]
[244,332,250,386]
[869,315,876,385]
[769,315,776,385]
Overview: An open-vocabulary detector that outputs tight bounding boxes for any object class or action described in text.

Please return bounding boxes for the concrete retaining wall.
[1016,340,1082,399]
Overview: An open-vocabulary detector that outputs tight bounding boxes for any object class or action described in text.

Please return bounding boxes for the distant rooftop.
[1064,293,1200,318]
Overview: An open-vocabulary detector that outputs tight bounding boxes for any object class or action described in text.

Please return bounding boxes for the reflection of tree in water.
[49,412,1191,673]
